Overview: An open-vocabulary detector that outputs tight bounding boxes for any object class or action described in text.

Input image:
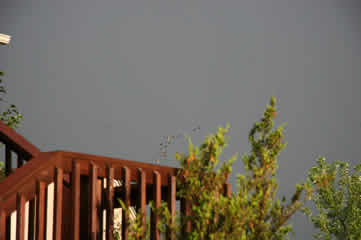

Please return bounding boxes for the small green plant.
[0,72,22,129]
[117,97,313,239]
[114,200,151,240]
[306,158,361,240]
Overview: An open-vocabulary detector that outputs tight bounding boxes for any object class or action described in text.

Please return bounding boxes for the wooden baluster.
[16,193,26,240]
[5,145,11,176]
[122,167,130,240]
[53,168,64,240]
[89,163,98,240]
[166,175,176,240]
[105,166,114,240]
[35,181,46,240]
[43,187,48,240]
[28,199,35,240]
[5,146,14,240]
[91,232,97,240]
[151,171,161,240]
[181,198,191,235]
[137,168,146,238]
[0,210,6,240]
[98,178,104,240]
[72,161,80,240]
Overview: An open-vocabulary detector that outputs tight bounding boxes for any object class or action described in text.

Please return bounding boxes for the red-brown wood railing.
[0,121,41,240]
[0,151,180,240]
[0,121,230,240]
[0,120,40,176]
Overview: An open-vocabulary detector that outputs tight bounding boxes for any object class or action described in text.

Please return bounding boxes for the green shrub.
[117,97,313,240]
[0,72,22,129]
[306,158,361,240]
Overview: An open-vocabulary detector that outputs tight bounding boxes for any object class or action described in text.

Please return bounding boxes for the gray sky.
[1,0,361,238]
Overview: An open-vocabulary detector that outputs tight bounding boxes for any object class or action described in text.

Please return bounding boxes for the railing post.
[167,175,176,240]
[151,171,161,240]
[43,187,48,240]
[28,199,35,240]
[122,167,130,240]
[223,183,232,197]
[35,181,46,240]
[98,178,104,240]
[89,163,98,240]
[181,198,191,235]
[137,168,146,238]
[72,161,80,240]
[53,168,64,240]
[105,166,114,240]
[16,193,26,240]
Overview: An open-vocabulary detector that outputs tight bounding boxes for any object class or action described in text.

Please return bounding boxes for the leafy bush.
[117,97,313,240]
[0,72,22,129]
[306,158,361,240]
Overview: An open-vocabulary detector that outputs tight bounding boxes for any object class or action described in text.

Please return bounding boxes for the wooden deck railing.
[0,121,230,240]
[0,120,181,240]
[0,120,40,176]
[0,121,41,240]
[0,151,179,240]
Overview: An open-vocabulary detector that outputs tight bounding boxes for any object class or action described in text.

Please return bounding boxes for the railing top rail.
[0,152,59,214]
[61,151,178,172]
[0,120,40,158]
[0,150,179,215]
[61,151,179,187]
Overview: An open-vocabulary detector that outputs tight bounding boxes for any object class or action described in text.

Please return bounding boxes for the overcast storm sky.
[1,0,361,238]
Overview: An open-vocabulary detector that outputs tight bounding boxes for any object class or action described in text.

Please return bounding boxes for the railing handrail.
[0,120,40,159]
[61,151,178,184]
[0,150,178,216]
[0,152,59,214]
